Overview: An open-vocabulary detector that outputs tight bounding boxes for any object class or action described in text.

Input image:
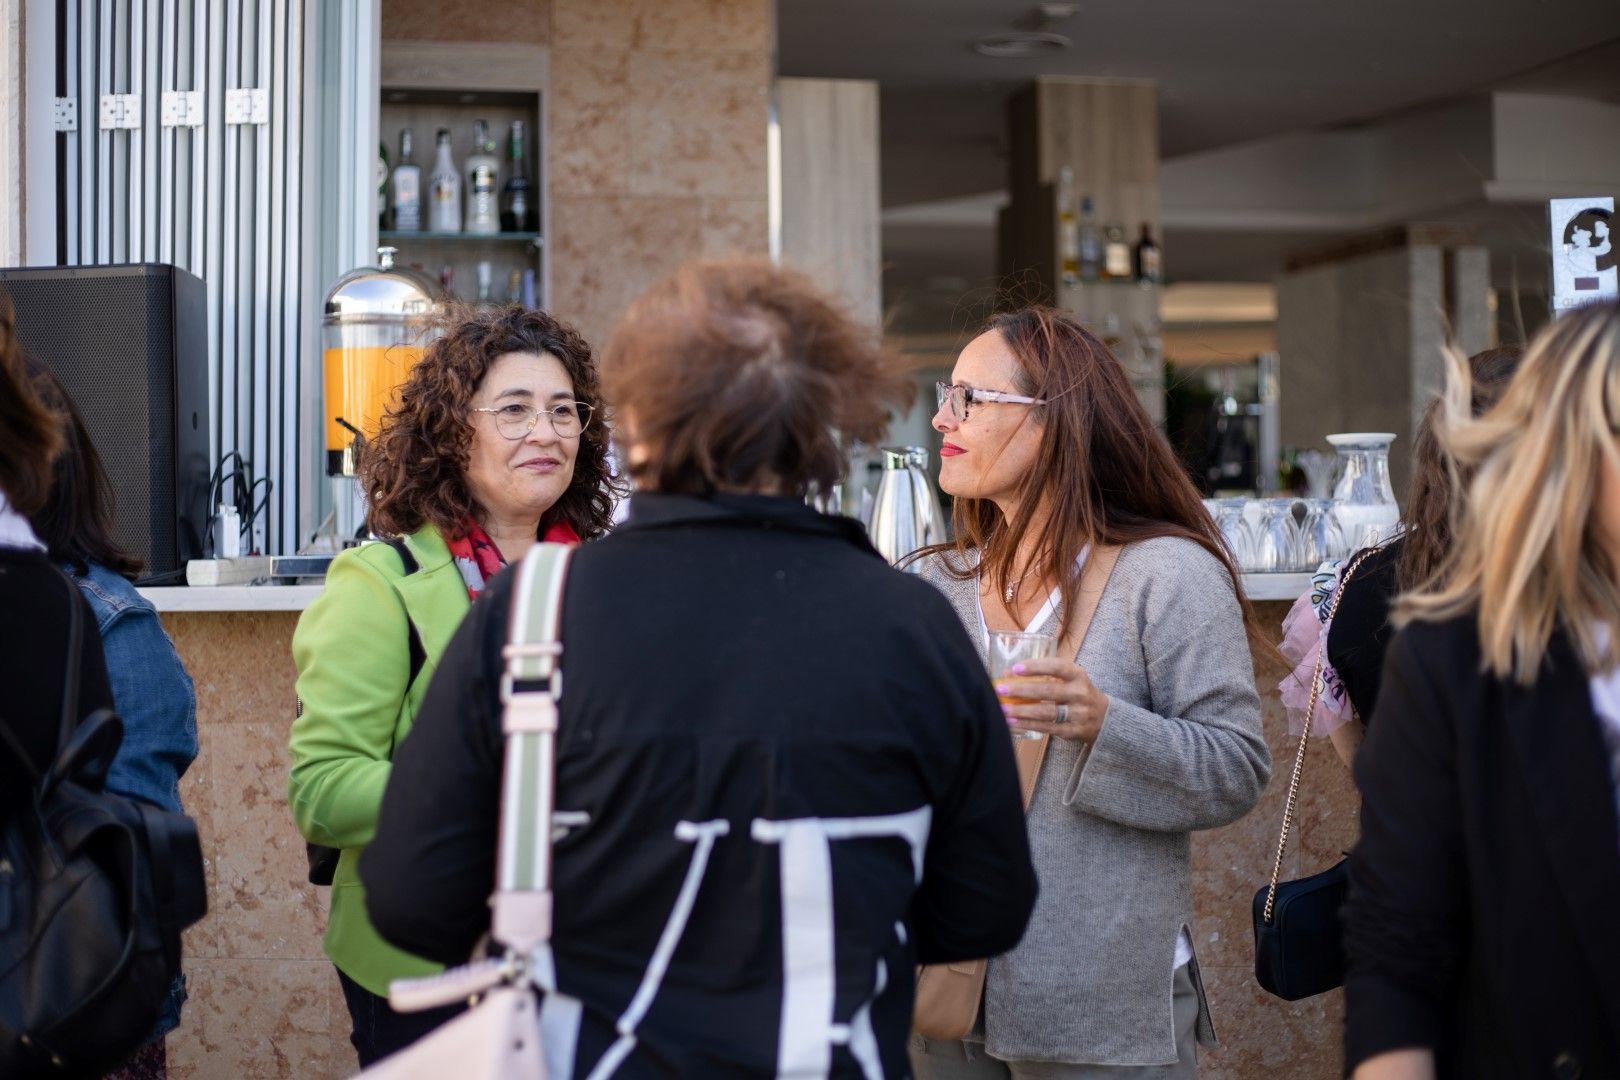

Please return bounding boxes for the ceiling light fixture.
[973,4,1077,59]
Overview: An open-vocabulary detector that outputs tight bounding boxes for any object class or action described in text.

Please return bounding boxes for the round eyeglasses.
[471,401,595,440]
[935,381,1048,423]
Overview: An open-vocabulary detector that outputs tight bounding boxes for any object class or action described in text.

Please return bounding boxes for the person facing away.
[360,259,1039,1078]
[1277,346,1523,767]
[1345,299,1620,1079]
[25,357,200,1077]
[908,306,1271,1079]
[288,304,620,1067]
[0,296,114,822]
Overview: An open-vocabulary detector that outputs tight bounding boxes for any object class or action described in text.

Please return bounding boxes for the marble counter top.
[142,573,1315,612]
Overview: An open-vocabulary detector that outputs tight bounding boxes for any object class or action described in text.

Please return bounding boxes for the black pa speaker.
[0,264,210,584]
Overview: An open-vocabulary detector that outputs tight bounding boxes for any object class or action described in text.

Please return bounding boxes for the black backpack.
[0,570,208,1076]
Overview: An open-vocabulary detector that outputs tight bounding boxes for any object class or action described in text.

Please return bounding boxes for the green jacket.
[289,523,471,995]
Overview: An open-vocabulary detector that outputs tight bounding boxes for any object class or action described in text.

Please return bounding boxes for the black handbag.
[1252,547,1375,1002]
[0,570,209,1076]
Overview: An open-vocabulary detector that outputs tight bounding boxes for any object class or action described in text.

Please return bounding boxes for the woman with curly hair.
[288,304,620,1067]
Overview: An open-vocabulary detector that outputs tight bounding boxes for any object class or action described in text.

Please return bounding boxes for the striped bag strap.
[490,541,573,954]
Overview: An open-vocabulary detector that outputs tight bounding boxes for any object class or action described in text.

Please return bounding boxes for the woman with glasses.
[288,304,620,1067]
[909,307,1272,1079]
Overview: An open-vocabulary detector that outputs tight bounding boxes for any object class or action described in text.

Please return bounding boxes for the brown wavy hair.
[0,295,63,516]
[361,304,622,541]
[601,259,909,496]
[913,305,1268,650]
[1396,345,1522,592]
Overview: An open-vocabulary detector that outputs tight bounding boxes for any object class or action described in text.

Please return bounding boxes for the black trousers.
[336,966,466,1068]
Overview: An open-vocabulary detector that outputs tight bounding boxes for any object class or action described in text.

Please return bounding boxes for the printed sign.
[1549,196,1617,313]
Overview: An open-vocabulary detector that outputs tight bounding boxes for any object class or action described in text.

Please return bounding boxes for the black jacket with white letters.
[362,493,1037,1078]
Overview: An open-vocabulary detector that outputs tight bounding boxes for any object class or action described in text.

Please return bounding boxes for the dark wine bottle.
[500,121,537,233]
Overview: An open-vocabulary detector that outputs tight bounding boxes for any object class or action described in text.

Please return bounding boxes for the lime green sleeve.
[288,550,410,849]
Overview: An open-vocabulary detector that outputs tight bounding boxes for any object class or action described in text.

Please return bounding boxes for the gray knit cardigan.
[916,537,1270,1066]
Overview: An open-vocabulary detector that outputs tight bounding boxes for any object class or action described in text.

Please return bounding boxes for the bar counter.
[155,574,1349,1080]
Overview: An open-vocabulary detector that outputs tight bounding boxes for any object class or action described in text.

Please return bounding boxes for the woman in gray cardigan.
[909,307,1272,1078]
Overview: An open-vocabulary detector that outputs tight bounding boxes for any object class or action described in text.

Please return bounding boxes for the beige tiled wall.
[161,600,1349,1079]
[545,0,771,346]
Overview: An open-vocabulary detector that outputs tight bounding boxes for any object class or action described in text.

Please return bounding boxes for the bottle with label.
[1134,222,1161,284]
[377,141,389,231]
[476,260,493,304]
[391,128,421,232]
[1103,223,1132,281]
[1078,195,1101,283]
[439,263,455,299]
[428,129,461,233]
[1057,166,1079,288]
[465,120,500,235]
[507,269,523,304]
[500,120,536,233]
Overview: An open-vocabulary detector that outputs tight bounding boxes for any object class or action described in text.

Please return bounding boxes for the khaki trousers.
[908,963,1199,1080]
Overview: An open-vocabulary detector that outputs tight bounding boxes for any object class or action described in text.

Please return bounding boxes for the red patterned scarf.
[448,517,581,601]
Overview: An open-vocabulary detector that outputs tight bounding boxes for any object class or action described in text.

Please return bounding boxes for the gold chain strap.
[1261,547,1378,926]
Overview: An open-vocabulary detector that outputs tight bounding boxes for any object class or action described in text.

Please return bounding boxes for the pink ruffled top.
[1277,558,1359,737]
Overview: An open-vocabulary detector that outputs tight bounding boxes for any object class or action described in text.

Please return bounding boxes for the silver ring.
[1056,703,1070,725]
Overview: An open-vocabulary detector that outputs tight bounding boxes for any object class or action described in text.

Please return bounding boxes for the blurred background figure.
[1346,299,1620,1080]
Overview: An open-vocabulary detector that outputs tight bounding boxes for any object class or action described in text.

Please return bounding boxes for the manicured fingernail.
[1006,717,1020,726]
[995,684,1009,695]
[1011,664,1027,674]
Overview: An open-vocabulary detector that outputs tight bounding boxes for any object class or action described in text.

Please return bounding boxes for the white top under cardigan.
[0,491,45,551]
[975,547,1194,970]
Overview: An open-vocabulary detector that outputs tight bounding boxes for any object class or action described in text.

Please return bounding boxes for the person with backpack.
[1,298,207,1077]
[361,260,1039,1078]
[289,304,621,1067]
[24,358,201,1079]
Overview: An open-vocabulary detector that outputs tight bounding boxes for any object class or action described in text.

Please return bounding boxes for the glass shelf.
[380,231,541,244]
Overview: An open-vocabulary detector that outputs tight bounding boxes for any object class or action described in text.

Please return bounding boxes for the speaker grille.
[1,265,207,581]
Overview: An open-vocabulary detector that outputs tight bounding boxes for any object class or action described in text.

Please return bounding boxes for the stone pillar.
[1275,232,1490,495]
[777,77,881,330]
[1000,78,1163,424]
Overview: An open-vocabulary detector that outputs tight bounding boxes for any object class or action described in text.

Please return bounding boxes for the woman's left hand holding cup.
[996,658,1109,743]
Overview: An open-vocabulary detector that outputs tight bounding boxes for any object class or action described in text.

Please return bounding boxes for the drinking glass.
[1215,501,1257,572]
[1255,498,1304,573]
[988,631,1058,740]
[1299,499,1347,568]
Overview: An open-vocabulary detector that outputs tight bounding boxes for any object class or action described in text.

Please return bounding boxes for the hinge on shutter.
[225,88,268,126]
[161,91,204,128]
[53,98,78,132]
[98,94,141,130]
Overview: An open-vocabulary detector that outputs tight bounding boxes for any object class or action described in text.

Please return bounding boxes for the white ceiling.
[778,0,1620,331]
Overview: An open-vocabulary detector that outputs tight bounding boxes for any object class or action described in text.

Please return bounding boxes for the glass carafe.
[1327,432,1399,549]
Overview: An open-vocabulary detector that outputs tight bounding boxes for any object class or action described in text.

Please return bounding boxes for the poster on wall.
[1549,196,1617,313]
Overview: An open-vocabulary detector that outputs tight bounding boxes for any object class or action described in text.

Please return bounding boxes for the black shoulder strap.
[1,568,87,786]
[384,537,427,689]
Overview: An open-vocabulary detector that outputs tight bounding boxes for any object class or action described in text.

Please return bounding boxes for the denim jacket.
[71,561,199,1041]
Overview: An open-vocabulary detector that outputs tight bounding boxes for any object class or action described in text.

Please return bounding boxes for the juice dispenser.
[321,246,440,538]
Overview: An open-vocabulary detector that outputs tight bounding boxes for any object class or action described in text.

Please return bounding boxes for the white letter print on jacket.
[557,807,932,1080]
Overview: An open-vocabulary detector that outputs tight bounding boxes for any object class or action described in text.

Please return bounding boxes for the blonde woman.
[1345,299,1620,1080]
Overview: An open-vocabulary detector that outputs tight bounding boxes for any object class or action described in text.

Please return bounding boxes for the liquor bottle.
[1133,222,1162,284]
[500,121,536,233]
[1103,222,1132,281]
[1078,195,1101,283]
[439,263,455,299]
[476,260,493,304]
[465,120,500,235]
[427,129,461,233]
[377,141,389,232]
[391,128,421,232]
[1057,167,1079,288]
[507,269,523,304]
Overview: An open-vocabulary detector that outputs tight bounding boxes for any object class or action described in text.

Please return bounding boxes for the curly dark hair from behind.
[361,304,623,541]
